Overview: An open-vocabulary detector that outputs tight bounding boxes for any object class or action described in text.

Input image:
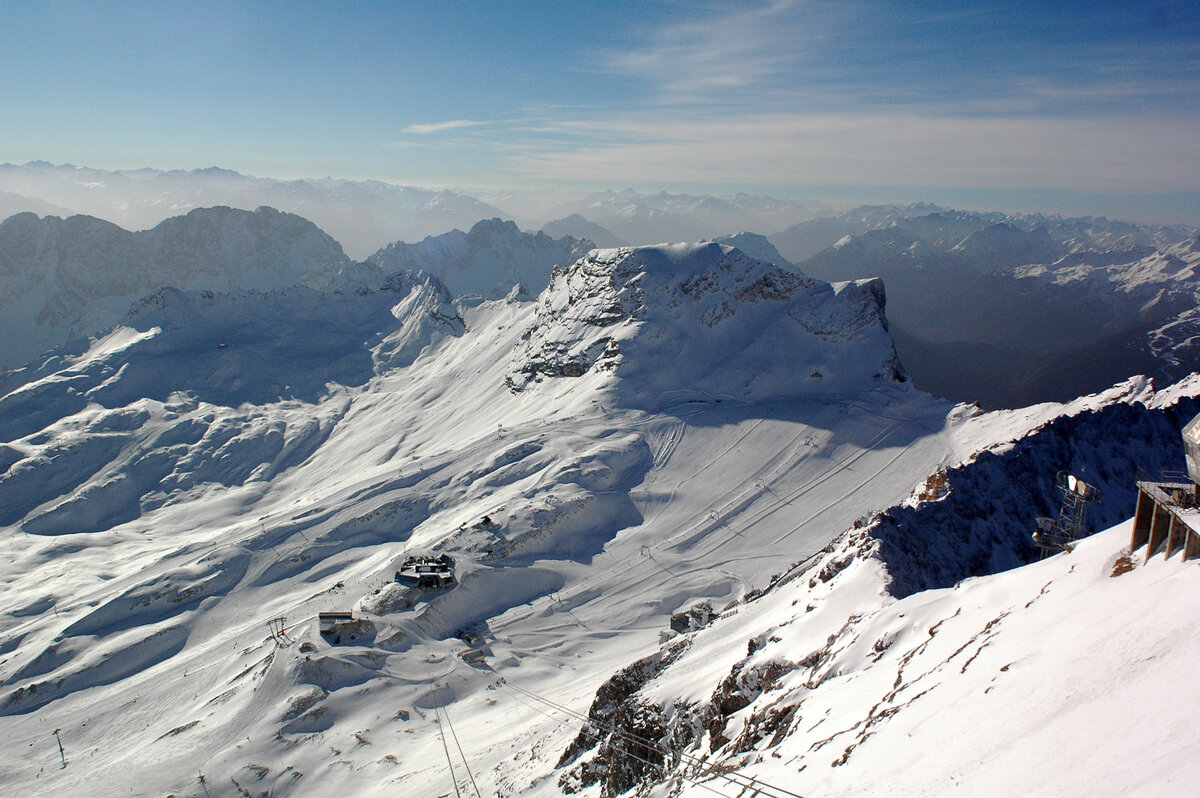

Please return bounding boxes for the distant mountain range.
[2,164,1199,412]
[0,162,509,259]
[784,206,1200,408]
[0,206,352,370]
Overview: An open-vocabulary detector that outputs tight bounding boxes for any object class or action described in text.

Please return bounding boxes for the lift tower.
[1033,471,1099,556]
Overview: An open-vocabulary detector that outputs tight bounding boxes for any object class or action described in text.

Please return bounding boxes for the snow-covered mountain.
[505,243,900,407]
[707,232,793,269]
[0,162,510,259]
[0,206,353,370]
[768,203,953,263]
[541,214,628,249]
[789,208,1200,409]
[368,218,595,300]
[542,190,825,246]
[0,232,1196,798]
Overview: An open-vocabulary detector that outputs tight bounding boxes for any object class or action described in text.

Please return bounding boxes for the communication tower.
[1032,471,1100,556]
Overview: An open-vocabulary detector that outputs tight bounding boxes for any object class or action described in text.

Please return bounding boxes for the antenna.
[1033,471,1100,556]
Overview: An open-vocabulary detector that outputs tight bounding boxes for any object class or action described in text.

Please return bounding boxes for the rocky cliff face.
[507,243,904,410]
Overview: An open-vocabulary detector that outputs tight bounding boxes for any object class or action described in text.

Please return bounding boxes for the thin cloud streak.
[505,112,1200,193]
[400,119,488,135]
[602,0,823,103]
[593,1,1200,119]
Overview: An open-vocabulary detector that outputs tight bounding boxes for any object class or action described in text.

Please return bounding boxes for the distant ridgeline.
[781,207,1200,410]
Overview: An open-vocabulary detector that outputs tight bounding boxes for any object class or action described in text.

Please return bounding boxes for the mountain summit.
[508,243,903,409]
[0,206,351,369]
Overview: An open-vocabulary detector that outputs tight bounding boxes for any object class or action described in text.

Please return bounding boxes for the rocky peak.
[507,243,904,409]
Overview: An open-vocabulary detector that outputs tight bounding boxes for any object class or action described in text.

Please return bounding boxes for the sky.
[1,0,1199,222]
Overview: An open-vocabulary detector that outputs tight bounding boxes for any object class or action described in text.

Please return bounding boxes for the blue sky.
[2,0,1198,220]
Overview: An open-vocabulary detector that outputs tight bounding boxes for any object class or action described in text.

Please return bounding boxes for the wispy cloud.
[400,119,488,135]
[379,3,1200,198]
[504,111,1200,193]
[601,0,821,104]
[595,0,1200,118]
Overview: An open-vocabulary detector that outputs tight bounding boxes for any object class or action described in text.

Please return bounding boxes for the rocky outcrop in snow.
[873,387,1200,596]
[507,243,904,409]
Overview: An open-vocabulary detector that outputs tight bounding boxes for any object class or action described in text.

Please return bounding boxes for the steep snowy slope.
[369,218,594,300]
[708,232,793,269]
[0,206,352,369]
[561,518,1200,798]
[1,239,1192,797]
[554,378,1200,798]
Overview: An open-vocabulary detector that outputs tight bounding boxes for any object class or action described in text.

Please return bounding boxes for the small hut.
[319,611,355,634]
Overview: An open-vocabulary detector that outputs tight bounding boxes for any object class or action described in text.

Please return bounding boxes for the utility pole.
[52,728,66,768]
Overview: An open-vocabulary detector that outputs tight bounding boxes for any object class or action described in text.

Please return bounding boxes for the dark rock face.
[874,393,1200,597]
[557,645,685,797]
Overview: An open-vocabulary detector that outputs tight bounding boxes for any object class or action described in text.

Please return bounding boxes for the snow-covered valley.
[0,226,1197,797]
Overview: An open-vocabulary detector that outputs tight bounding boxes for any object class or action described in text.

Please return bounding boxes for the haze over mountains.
[0,206,353,370]
[3,161,1198,411]
[1,163,1198,797]
[789,208,1200,408]
[0,162,509,261]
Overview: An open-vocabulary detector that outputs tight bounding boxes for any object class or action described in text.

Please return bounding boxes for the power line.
[442,699,483,798]
[500,679,809,798]
[433,707,464,798]
[500,684,734,798]
[428,664,464,798]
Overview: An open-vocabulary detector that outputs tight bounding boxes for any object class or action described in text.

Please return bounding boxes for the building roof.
[1139,480,1200,535]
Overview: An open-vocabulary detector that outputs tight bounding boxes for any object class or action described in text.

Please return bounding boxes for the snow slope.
[563,518,1200,798]
[554,377,1200,798]
[0,239,1195,797]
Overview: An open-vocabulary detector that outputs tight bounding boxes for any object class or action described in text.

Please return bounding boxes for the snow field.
[1,241,1195,796]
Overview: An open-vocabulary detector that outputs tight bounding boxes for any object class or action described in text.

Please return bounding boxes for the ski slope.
[0,242,1194,796]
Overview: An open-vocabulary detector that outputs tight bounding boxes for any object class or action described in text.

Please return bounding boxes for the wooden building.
[1131,412,1200,562]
